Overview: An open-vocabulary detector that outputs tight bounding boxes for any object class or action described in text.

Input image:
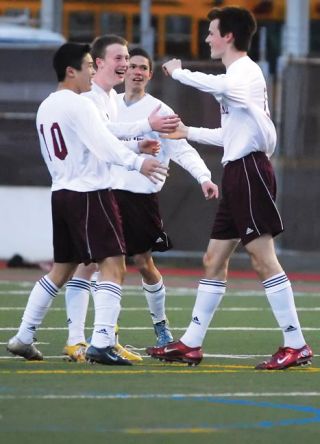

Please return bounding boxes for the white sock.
[17,275,59,344]
[181,279,226,348]
[90,271,99,295]
[65,278,90,345]
[263,273,305,348]
[91,281,121,348]
[143,278,166,324]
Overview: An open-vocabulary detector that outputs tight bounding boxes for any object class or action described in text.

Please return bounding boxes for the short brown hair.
[91,34,128,68]
[208,6,257,51]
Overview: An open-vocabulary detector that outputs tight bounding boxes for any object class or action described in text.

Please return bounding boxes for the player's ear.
[66,66,76,78]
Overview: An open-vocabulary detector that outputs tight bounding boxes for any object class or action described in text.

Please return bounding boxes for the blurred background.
[0,0,319,272]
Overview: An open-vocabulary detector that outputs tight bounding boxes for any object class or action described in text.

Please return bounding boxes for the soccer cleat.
[63,342,88,362]
[153,319,174,347]
[114,343,143,362]
[85,345,132,366]
[146,340,203,366]
[7,336,43,361]
[255,344,313,370]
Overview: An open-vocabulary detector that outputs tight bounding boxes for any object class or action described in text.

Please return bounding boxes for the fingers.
[162,65,169,76]
[202,184,219,200]
[161,116,180,133]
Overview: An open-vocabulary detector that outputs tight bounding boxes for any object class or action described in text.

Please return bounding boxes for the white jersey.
[36,89,143,192]
[110,93,211,193]
[172,56,277,165]
[82,81,151,147]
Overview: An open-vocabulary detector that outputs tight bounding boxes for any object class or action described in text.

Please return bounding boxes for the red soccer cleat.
[255,344,313,370]
[146,340,203,366]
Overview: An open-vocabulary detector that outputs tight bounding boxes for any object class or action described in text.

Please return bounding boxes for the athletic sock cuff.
[66,278,91,291]
[40,275,59,297]
[198,279,227,293]
[142,278,164,293]
[263,273,291,294]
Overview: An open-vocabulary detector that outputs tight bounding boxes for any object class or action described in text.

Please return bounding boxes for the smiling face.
[205,18,230,60]
[125,54,152,94]
[95,43,129,89]
[70,52,95,93]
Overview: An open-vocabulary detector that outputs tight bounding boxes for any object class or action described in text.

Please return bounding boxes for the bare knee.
[133,254,161,284]
[203,251,228,281]
[249,252,282,280]
[99,257,126,285]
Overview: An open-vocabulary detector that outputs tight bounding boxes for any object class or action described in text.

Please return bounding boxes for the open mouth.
[115,68,127,76]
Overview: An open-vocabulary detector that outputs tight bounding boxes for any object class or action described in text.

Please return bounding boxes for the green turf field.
[0,275,319,444]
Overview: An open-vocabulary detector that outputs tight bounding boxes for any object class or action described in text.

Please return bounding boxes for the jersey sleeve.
[75,97,144,172]
[172,68,248,107]
[106,118,151,138]
[188,126,224,147]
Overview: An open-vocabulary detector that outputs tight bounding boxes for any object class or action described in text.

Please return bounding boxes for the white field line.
[1,326,320,331]
[0,288,319,297]
[1,306,320,312]
[0,392,320,400]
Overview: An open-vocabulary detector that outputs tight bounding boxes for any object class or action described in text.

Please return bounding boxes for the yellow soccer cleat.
[115,323,143,362]
[114,342,143,362]
[63,342,88,363]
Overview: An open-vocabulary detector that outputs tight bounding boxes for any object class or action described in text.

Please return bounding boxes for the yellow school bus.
[1,1,319,58]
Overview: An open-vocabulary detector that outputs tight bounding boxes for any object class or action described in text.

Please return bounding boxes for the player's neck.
[123,90,146,105]
[56,81,80,94]
[222,48,247,69]
[93,73,113,94]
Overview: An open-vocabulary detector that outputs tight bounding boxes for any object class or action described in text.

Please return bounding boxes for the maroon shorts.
[113,190,172,256]
[211,152,284,245]
[52,189,126,264]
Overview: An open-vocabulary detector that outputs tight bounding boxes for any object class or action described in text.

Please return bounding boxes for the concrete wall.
[0,186,52,261]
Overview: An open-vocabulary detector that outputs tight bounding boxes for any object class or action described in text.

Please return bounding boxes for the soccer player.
[62,35,180,363]
[6,42,168,365]
[147,5,313,370]
[111,46,218,347]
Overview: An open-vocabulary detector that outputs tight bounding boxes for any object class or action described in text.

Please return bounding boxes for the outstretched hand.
[140,158,169,184]
[160,121,189,140]
[148,104,180,133]
[201,180,219,200]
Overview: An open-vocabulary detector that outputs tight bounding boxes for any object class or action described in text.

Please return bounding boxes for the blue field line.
[173,396,320,430]
[0,392,319,432]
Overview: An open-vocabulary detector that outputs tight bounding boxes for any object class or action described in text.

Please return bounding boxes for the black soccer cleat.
[85,345,132,366]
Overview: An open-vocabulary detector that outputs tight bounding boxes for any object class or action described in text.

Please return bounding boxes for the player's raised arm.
[160,121,189,140]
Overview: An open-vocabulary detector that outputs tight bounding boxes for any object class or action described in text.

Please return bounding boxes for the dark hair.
[53,42,91,82]
[91,34,128,68]
[207,6,257,51]
[129,47,153,72]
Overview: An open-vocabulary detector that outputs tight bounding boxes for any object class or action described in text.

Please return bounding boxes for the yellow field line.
[0,366,318,375]
[125,427,218,434]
